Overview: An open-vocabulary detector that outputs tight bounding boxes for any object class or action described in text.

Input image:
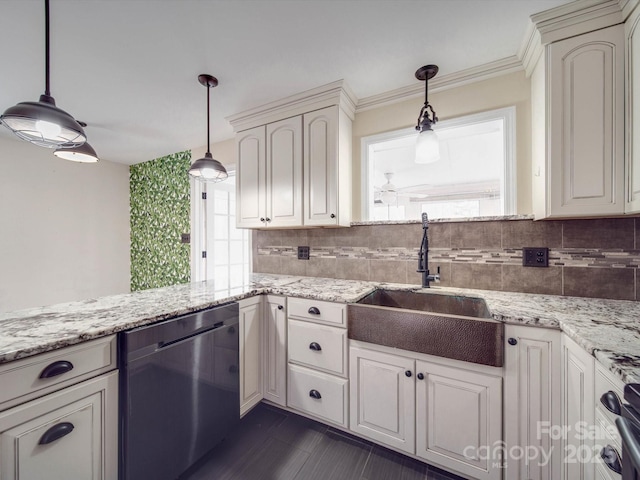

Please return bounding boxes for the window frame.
[360,106,516,220]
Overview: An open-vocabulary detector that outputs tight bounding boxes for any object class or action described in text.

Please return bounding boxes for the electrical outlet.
[522,247,549,267]
[181,233,191,244]
[297,246,310,260]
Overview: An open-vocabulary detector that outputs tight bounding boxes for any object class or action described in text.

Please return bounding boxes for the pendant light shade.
[54,140,99,163]
[415,64,440,164]
[188,74,228,183]
[0,0,86,149]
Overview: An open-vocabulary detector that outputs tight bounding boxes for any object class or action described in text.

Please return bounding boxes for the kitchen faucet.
[417,212,440,288]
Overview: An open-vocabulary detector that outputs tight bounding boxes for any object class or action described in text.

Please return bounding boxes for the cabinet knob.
[309,342,322,351]
[266,217,271,222]
[330,213,336,219]
[39,360,74,379]
[260,217,265,222]
[417,373,424,380]
[308,307,321,315]
[508,338,518,346]
[39,422,75,445]
[277,305,283,310]
[600,445,622,474]
[600,391,622,416]
[405,370,412,377]
[309,389,322,399]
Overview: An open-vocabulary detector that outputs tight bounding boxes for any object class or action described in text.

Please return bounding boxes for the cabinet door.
[349,347,415,453]
[504,325,562,480]
[0,371,118,480]
[562,334,596,480]
[263,295,287,406]
[415,360,502,480]
[239,297,262,416]
[548,25,624,217]
[236,126,267,228]
[626,6,640,213]
[266,116,303,227]
[303,106,339,226]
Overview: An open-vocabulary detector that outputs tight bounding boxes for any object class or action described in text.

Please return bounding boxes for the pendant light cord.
[44,0,51,97]
[206,82,211,155]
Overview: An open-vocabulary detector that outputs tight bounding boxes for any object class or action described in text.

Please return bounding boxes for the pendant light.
[53,122,99,163]
[188,74,228,182]
[415,64,440,164]
[0,0,86,148]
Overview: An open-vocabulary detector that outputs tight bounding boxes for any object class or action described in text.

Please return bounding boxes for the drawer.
[0,336,117,410]
[288,364,348,427]
[595,407,621,450]
[287,297,346,327]
[288,319,347,377]
[595,362,625,427]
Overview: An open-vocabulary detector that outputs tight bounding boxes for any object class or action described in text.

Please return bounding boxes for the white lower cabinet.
[263,295,287,406]
[239,296,263,415]
[416,360,502,480]
[349,347,415,453]
[0,371,118,480]
[562,334,596,480]
[350,344,502,480]
[503,325,562,480]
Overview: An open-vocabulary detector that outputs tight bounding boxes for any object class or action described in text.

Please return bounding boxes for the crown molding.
[355,56,523,113]
[226,79,358,133]
[620,0,640,19]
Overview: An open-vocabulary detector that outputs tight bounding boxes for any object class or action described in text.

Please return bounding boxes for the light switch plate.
[522,247,549,267]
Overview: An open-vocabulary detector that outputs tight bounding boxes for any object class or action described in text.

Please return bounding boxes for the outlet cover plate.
[522,247,549,267]
[297,246,310,260]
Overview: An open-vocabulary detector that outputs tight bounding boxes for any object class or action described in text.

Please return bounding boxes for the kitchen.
[0,2,637,478]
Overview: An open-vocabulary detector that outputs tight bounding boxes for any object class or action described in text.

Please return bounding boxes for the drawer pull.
[600,445,622,475]
[309,389,322,399]
[309,342,322,351]
[600,391,622,416]
[39,422,74,445]
[39,360,74,379]
[308,307,321,315]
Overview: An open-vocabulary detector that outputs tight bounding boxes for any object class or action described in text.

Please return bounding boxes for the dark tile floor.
[182,403,464,480]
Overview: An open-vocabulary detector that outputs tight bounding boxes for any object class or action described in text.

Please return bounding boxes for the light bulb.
[35,120,62,140]
[415,129,440,164]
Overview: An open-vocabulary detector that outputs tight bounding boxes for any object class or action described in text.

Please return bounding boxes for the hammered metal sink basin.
[348,290,503,367]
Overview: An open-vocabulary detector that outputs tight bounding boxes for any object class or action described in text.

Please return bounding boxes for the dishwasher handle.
[158,321,228,349]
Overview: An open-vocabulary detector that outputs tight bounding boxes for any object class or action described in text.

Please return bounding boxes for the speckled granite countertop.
[1,274,638,385]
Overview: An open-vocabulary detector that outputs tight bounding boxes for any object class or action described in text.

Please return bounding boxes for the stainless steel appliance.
[119,303,240,480]
[617,384,640,479]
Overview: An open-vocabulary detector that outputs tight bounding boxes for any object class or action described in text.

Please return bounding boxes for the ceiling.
[0,0,573,165]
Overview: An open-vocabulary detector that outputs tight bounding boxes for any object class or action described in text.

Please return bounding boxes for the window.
[361,107,516,221]
[191,171,251,294]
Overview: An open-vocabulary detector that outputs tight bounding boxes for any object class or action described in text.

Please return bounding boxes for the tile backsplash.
[253,218,640,301]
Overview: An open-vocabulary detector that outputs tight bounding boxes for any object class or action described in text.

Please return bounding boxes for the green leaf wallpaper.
[130,150,191,291]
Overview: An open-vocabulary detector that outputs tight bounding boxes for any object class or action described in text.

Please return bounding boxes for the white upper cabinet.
[626,3,640,213]
[228,80,355,229]
[266,116,303,228]
[303,105,352,227]
[532,24,625,218]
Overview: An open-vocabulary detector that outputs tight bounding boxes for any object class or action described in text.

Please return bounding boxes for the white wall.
[0,135,131,312]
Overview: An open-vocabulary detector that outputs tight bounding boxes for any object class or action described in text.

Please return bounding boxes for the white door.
[349,347,415,453]
[562,334,596,480]
[304,105,339,226]
[548,25,625,217]
[236,126,266,228]
[0,372,118,480]
[263,295,287,406]
[626,7,640,213]
[239,296,262,416]
[266,116,303,227]
[504,325,562,480]
[415,360,502,480]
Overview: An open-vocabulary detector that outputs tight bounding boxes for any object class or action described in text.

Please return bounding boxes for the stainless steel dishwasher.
[119,302,240,480]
